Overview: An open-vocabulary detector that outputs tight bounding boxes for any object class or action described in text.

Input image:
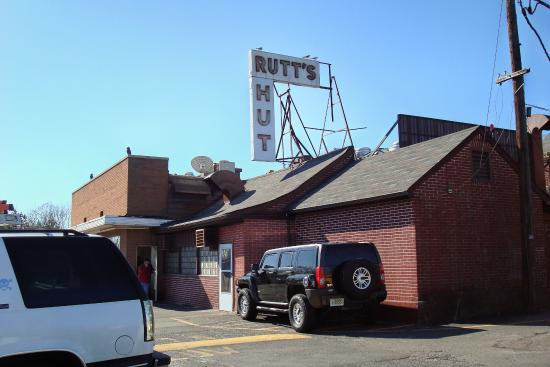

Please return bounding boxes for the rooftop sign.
[248,50,321,161]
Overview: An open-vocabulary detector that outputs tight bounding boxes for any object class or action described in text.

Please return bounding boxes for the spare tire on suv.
[338,259,378,300]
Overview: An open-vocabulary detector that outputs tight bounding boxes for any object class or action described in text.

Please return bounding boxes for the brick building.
[72,114,550,322]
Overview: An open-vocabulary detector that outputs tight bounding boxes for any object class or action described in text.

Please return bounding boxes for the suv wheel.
[339,260,376,300]
[288,294,316,332]
[237,289,257,321]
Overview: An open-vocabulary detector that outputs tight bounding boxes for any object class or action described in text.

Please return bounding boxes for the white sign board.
[249,50,320,88]
[248,50,321,161]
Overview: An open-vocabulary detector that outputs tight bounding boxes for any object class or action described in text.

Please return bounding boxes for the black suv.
[236,242,387,332]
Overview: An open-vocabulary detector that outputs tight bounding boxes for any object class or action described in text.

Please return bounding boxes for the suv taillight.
[142,300,154,341]
[315,266,326,289]
[379,263,385,285]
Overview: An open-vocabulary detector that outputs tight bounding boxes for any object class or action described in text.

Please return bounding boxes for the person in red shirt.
[137,259,155,297]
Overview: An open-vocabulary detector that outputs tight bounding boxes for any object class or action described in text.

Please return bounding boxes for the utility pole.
[505,0,536,311]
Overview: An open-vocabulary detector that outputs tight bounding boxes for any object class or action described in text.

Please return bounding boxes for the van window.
[295,249,317,269]
[4,236,142,308]
[279,251,294,268]
[261,253,279,269]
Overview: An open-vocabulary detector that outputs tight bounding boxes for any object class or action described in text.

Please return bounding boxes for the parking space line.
[452,324,495,330]
[171,317,284,331]
[154,333,310,352]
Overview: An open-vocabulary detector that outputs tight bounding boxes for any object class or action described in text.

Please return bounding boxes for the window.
[4,237,142,308]
[180,246,197,275]
[261,253,279,269]
[295,249,318,269]
[472,151,490,182]
[279,251,294,268]
[164,249,180,274]
[198,246,219,276]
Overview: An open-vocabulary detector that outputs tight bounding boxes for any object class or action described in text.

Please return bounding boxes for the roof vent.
[389,141,400,152]
[356,147,371,159]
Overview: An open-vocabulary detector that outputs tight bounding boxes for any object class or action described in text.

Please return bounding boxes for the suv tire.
[339,260,376,300]
[288,294,316,332]
[237,289,257,321]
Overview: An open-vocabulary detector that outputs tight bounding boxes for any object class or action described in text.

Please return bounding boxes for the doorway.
[218,243,233,311]
[137,245,158,301]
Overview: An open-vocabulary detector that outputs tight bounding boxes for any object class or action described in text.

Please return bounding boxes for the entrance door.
[136,245,158,301]
[219,243,233,311]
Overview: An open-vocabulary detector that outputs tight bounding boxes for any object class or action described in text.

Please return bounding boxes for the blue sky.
[1,0,549,214]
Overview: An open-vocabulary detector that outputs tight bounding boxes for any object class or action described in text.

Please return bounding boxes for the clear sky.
[1,0,549,214]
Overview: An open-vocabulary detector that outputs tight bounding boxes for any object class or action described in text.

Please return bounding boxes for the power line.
[481,0,505,169]
[527,0,550,13]
[519,0,550,61]
[526,103,550,112]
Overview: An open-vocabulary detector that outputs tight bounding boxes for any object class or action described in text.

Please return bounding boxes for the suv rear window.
[295,249,317,269]
[320,243,379,268]
[4,236,143,308]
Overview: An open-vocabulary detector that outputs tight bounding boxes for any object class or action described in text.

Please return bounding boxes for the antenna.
[191,156,214,175]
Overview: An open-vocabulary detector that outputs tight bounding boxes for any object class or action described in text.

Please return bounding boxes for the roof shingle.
[163,147,351,229]
[291,126,479,212]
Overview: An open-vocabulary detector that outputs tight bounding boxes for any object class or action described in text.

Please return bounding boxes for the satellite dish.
[191,156,214,175]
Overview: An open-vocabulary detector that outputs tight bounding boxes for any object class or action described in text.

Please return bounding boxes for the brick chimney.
[527,114,550,191]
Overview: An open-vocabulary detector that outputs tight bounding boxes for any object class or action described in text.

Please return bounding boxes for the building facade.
[72,115,550,323]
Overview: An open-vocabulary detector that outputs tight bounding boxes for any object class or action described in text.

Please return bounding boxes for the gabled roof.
[291,126,479,212]
[161,147,352,230]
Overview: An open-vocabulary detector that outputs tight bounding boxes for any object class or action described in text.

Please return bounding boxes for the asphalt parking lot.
[154,305,550,367]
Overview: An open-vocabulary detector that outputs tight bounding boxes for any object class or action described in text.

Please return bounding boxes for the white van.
[0,230,170,367]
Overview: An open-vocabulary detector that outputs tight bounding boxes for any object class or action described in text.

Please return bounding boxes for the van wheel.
[237,289,257,321]
[289,294,316,332]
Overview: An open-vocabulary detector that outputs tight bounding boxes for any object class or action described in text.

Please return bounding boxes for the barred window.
[180,246,197,275]
[199,246,219,276]
[164,249,180,274]
[472,151,490,182]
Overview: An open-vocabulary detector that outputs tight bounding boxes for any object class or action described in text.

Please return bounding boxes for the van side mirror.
[251,264,259,273]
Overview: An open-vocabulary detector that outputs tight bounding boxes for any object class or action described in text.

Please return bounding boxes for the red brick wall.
[545,213,550,291]
[158,220,289,310]
[292,199,417,309]
[158,230,220,308]
[72,158,129,226]
[413,135,549,321]
[72,156,171,226]
[162,275,219,308]
[127,157,169,217]
[545,156,550,190]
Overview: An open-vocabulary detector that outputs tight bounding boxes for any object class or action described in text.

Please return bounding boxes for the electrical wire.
[480,0,505,169]
[519,0,550,62]
[526,103,550,112]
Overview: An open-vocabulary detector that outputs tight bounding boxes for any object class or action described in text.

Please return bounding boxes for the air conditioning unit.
[195,228,218,248]
[218,160,235,173]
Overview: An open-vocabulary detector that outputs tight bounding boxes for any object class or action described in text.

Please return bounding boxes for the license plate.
[329,298,344,307]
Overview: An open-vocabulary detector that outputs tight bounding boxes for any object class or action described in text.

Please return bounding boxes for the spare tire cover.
[338,259,377,300]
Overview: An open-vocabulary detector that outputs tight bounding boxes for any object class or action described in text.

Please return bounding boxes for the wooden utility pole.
[505,0,536,311]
